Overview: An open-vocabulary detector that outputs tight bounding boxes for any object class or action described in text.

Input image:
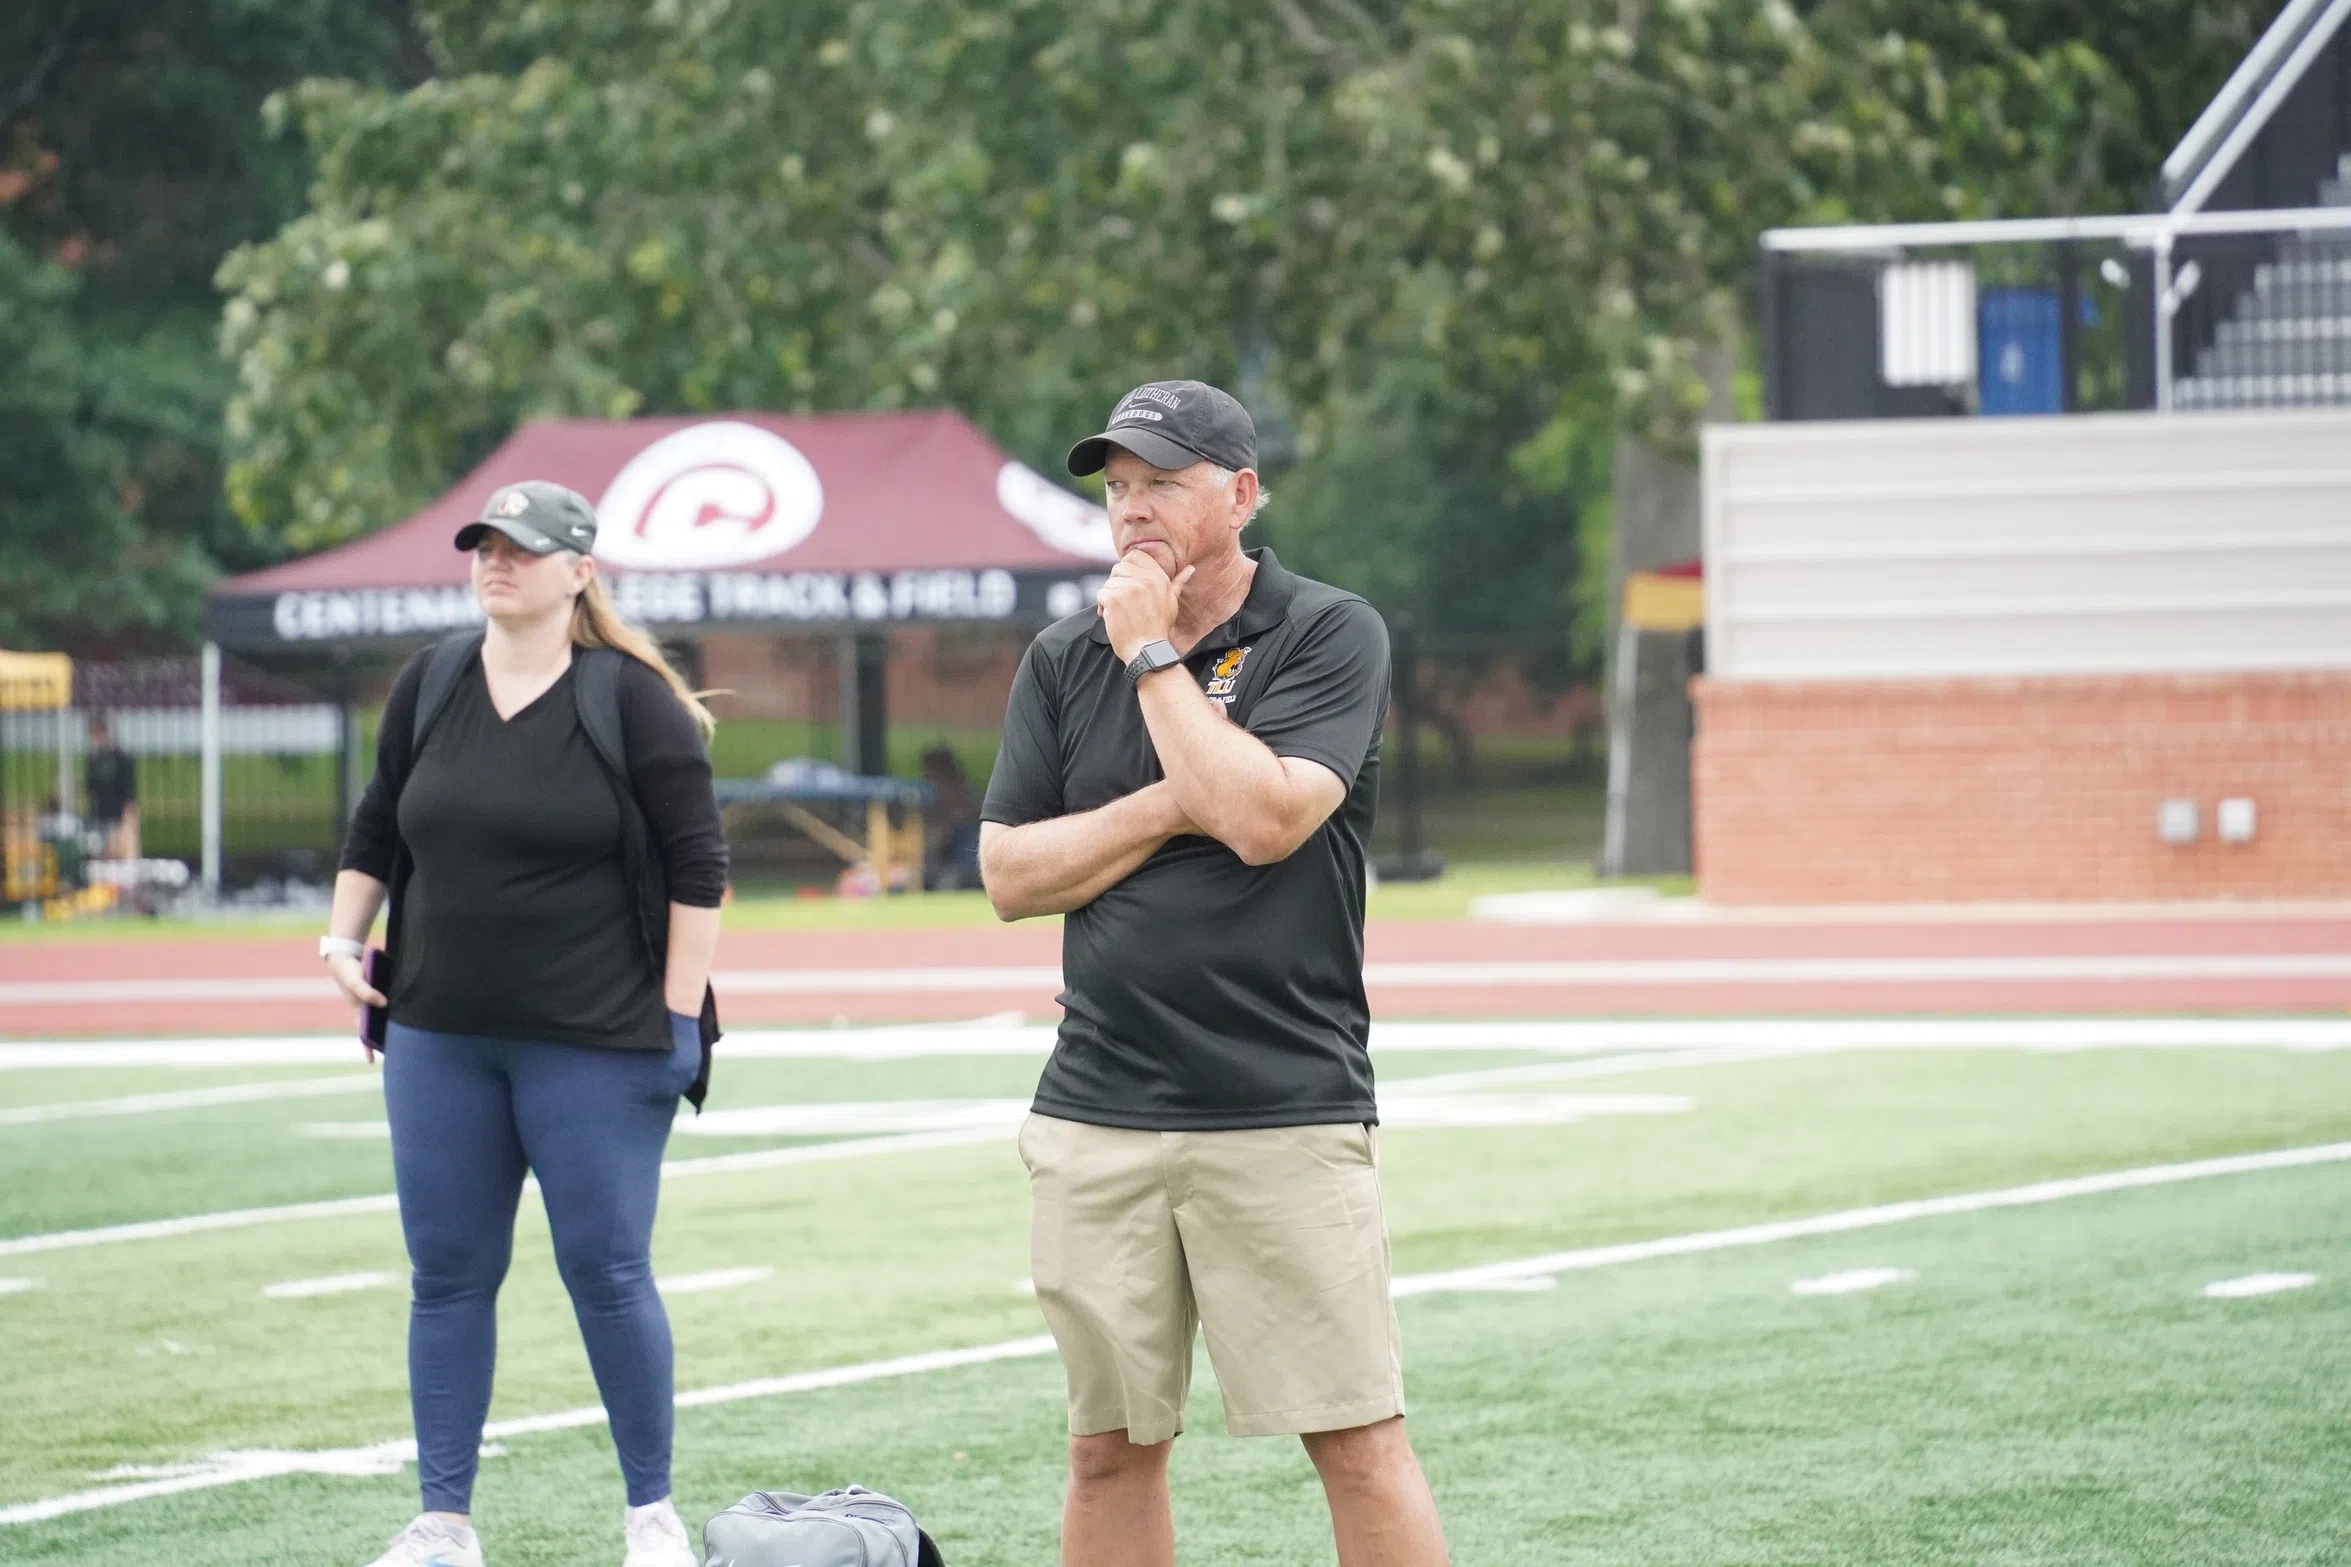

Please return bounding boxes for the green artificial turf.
[3,1045,2348,1562]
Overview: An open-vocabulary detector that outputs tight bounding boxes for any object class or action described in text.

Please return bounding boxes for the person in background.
[83,714,138,862]
[921,742,983,891]
[320,481,727,1567]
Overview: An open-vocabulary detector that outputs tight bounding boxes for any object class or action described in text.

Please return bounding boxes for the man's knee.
[1301,1416,1416,1491]
[1068,1431,1173,1489]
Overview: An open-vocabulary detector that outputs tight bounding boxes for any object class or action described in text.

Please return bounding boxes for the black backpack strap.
[917,1528,947,1567]
[411,631,485,755]
[571,645,628,781]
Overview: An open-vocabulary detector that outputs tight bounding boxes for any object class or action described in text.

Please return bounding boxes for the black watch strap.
[1125,639,1182,683]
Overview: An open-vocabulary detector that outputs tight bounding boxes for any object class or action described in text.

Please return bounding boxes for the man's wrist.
[319,935,366,962]
[1124,638,1182,683]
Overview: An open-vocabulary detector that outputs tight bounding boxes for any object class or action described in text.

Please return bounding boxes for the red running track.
[2,911,2347,1037]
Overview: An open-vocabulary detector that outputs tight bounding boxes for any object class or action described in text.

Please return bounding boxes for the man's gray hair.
[1211,465,1271,521]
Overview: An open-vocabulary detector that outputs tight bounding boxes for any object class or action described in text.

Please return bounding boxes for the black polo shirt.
[982,547,1391,1131]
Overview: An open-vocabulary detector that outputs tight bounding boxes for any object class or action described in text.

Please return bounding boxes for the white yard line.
[1791,1267,1915,1296]
[7,1137,2346,1528]
[0,1075,381,1128]
[8,1015,2351,1072]
[0,1126,1009,1260]
[0,1055,1745,1257]
[657,1266,774,1297]
[2201,1272,2319,1299]
[261,1272,394,1301]
[1363,955,2351,986]
[1390,1142,2351,1295]
[5,954,2350,1012]
[10,1020,2351,1255]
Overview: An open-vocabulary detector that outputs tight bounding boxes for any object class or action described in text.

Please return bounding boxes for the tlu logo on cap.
[495,490,532,517]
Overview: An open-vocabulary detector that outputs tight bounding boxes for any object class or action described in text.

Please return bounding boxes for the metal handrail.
[2171,0,2351,217]
[1761,205,2351,255]
[2163,0,2347,202]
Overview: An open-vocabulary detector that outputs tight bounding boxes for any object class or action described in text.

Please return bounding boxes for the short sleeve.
[981,639,1066,827]
[1245,598,1391,784]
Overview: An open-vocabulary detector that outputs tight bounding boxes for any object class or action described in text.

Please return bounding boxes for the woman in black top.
[323,480,726,1567]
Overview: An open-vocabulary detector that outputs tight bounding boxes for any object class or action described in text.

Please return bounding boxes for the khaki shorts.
[1017,1112,1405,1445]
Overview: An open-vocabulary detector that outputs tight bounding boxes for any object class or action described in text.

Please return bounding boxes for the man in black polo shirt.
[981,381,1449,1567]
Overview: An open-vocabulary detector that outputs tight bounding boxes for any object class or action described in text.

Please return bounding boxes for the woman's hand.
[327,951,387,1011]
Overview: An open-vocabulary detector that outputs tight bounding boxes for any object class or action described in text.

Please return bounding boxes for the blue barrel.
[1978,287,2065,415]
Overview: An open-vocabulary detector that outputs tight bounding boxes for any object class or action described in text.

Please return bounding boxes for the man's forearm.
[1134,673,1330,865]
[981,786,1187,920]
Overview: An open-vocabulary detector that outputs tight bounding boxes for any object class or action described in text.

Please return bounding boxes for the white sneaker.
[622,1497,698,1567]
[364,1513,485,1567]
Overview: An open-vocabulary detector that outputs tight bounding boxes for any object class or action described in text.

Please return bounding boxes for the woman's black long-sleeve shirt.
[342,647,727,1053]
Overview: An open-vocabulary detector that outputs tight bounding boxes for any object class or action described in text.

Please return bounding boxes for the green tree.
[216,0,2265,648]
[0,0,419,652]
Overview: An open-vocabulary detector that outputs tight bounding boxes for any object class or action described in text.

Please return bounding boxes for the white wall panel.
[1702,408,2351,680]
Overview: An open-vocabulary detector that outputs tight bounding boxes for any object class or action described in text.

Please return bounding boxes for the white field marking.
[1791,1267,1915,1296]
[1393,1141,2351,1297]
[657,1266,774,1297]
[673,1077,1696,1139]
[0,1192,402,1261]
[10,1020,2351,1257]
[1359,955,2351,987]
[15,1138,2348,1528]
[261,1272,394,1301]
[0,1126,1007,1260]
[1418,1275,1558,1294]
[1379,1093,1694,1129]
[293,1122,390,1140]
[2201,1271,2318,1299]
[0,1276,41,1294]
[675,1099,1030,1139]
[7,953,2351,1012]
[0,976,338,1006]
[12,1015,2351,1072]
[0,1075,380,1128]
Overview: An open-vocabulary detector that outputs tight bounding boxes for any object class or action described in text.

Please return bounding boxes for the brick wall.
[1691,672,2351,904]
[700,627,1028,727]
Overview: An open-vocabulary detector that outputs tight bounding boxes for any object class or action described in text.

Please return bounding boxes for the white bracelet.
[319,936,367,962]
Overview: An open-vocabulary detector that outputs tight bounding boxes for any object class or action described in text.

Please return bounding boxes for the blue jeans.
[382,1015,698,1511]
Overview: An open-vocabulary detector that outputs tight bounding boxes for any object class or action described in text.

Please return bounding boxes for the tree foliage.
[0,0,418,652]
[5,0,2286,650]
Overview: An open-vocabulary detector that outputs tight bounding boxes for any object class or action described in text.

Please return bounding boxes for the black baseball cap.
[454,480,599,555]
[1067,379,1257,477]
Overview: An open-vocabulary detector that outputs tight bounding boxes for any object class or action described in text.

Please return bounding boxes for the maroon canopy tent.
[206,409,1118,652]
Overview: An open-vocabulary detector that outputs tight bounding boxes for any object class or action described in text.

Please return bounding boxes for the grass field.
[3,1029,2348,1564]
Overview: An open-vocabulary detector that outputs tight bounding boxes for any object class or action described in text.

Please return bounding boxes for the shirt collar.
[1088,547,1298,649]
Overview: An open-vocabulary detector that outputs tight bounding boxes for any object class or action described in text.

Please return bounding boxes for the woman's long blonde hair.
[571,575,719,739]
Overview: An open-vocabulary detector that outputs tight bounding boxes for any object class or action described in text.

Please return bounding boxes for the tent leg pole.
[200,641,222,899]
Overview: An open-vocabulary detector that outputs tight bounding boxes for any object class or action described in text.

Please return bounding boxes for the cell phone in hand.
[360,948,390,1058]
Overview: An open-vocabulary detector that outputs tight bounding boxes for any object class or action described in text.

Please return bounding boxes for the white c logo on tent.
[594,421,824,571]
[996,462,1118,562]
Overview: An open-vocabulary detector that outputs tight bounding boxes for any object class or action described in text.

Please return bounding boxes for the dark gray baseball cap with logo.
[454,480,600,555]
[1066,379,1258,477]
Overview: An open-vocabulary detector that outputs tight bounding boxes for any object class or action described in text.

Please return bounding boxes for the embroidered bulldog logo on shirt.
[1206,645,1252,706]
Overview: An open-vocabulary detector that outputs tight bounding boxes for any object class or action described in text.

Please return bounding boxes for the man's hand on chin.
[1097,546,1193,662]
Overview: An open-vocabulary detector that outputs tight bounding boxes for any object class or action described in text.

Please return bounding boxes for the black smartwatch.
[1125,639,1182,683]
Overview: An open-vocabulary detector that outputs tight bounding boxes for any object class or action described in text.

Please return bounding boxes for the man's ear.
[1230,467,1260,527]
